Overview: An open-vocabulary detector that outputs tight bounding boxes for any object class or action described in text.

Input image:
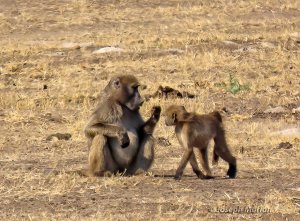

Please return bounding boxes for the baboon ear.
[179,106,187,112]
[112,78,121,89]
[176,108,190,122]
[171,113,177,125]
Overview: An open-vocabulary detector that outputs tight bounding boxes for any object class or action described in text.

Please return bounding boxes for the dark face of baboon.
[106,75,144,111]
[165,112,176,126]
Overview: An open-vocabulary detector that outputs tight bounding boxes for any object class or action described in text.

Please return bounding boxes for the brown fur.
[165,105,237,180]
[83,75,161,176]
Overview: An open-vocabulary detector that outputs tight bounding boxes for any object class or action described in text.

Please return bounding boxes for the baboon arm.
[142,106,161,135]
[143,119,157,135]
[85,122,124,138]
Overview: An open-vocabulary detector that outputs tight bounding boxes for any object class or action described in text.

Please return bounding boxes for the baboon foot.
[174,173,182,180]
[227,164,237,178]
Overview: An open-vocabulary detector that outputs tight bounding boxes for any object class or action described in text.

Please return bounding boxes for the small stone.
[263,106,286,114]
[52,51,65,56]
[43,112,65,123]
[261,42,276,49]
[61,42,80,49]
[290,32,300,38]
[46,133,72,141]
[222,40,240,46]
[162,48,184,54]
[233,46,257,53]
[292,106,300,113]
[92,46,125,54]
[271,128,300,137]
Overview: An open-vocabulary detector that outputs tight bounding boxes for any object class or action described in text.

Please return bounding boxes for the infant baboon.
[164,105,237,180]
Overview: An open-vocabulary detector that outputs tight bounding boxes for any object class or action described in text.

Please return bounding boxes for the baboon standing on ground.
[164,105,237,180]
[84,75,161,176]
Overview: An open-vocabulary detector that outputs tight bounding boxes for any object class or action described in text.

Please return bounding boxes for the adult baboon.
[84,75,161,176]
[164,105,237,180]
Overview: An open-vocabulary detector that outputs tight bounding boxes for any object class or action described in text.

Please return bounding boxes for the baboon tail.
[211,111,222,122]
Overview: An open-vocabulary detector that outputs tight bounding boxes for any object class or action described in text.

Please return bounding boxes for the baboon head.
[164,105,189,126]
[105,75,144,111]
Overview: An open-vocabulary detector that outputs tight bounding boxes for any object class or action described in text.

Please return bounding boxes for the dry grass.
[0,0,299,220]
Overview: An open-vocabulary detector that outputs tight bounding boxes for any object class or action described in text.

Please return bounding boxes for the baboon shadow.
[154,174,254,180]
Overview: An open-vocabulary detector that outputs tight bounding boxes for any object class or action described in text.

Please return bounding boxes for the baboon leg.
[88,135,118,176]
[214,132,237,178]
[127,136,155,175]
[198,148,213,178]
[212,146,219,165]
[175,148,193,180]
[189,151,206,179]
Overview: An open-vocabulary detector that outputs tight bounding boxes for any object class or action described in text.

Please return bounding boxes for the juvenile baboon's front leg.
[175,148,193,180]
[189,151,206,179]
[198,148,213,178]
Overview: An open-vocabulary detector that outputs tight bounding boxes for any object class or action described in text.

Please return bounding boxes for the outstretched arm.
[142,106,161,135]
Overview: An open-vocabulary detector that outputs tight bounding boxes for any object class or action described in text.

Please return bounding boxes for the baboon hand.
[151,106,161,122]
[118,130,130,148]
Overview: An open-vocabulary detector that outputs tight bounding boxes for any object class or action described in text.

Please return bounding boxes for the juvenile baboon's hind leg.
[198,148,213,178]
[189,151,206,179]
[214,130,237,178]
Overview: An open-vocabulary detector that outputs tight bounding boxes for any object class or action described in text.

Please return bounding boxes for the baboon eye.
[113,79,121,88]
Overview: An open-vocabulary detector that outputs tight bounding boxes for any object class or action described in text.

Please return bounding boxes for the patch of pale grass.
[264,189,297,214]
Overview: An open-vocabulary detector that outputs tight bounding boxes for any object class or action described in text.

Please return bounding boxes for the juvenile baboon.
[84,75,161,176]
[164,105,237,180]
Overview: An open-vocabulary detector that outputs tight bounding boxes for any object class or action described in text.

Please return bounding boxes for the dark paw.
[203,175,214,179]
[174,174,182,180]
[227,164,237,178]
[120,132,130,148]
[151,106,161,120]
[194,170,205,179]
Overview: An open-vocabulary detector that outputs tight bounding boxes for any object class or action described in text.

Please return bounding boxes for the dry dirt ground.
[0,0,300,220]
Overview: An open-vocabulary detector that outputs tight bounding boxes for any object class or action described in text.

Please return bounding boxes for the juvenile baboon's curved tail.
[211,111,222,166]
[213,126,237,178]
